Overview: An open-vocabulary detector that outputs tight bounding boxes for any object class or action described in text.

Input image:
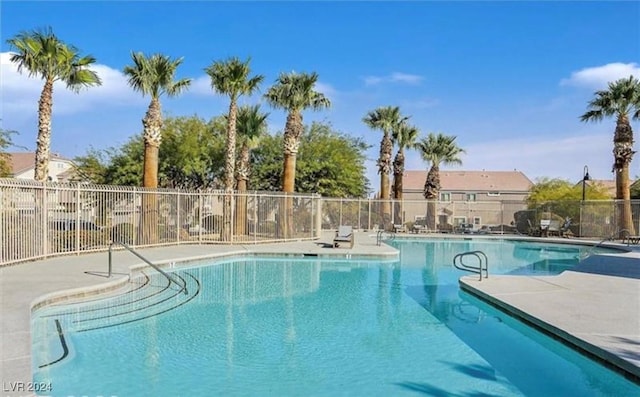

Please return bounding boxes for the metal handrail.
[453,250,489,281]
[376,229,396,246]
[108,240,188,295]
[579,228,631,261]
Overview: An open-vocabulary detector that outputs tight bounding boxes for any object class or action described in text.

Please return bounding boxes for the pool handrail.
[453,250,489,281]
[108,240,188,295]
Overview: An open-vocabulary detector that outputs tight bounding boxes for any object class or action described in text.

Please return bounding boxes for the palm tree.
[415,133,465,230]
[234,105,269,235]
[392,123,419,200]
[392,123,419,225]
[264,71,330,237]
[581,75,640,237]
[205,57,263,241]
[7,27,102,182]
[363,106,408,229]
[123,52,191,244]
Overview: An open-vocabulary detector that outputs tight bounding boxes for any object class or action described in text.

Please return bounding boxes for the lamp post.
[582,165,591,202]
[580,165,591,237]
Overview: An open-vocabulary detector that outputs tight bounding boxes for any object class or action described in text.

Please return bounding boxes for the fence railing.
[318,197,640,239]
[0,179,320,266]
[3,178,640,266]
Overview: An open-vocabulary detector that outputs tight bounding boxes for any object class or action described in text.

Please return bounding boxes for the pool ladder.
[376,229,396,246]
[108,240,188,295]
[453,250,489,281]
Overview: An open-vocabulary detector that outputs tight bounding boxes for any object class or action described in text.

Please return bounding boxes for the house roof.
[579,179,626,198]
[403,170,533,192]
[8,152,71,175]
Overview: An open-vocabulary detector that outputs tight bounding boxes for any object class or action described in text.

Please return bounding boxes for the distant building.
[402,170,533,202]
[8,152,76,182]
[398,170,534,230]
[579,179,617,199]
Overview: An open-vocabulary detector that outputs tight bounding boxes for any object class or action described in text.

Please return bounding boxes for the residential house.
[400,170,533,230]
[4,152,87,217]
[8,152,77,182]
[579,179,618,199]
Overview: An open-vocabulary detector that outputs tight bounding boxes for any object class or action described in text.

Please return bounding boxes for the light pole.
[580,165,591,237]
[582,165,591,202]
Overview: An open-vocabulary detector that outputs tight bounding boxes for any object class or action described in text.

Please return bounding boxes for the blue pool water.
[32,239,639,396]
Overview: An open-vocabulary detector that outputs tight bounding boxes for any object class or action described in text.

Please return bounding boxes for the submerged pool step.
[48,271,200,332]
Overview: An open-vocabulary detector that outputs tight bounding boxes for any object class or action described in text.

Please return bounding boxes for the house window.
[487,191,500,197]
[466,193,477,202]
[473,217,481,226]
[453,217,467,226]
[440,192,451,202]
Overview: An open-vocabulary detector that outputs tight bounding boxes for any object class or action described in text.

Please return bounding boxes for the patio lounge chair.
[333,225,354,248]
[540,219,561,237]
[394,224,407,233]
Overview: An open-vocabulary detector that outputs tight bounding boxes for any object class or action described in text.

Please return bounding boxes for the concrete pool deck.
[1,232,639,395]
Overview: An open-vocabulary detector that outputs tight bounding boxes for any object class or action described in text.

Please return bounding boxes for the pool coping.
[459,269,640,383]
[29,249,401,314]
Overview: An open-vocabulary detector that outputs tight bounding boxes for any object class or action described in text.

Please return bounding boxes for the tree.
[581,75,640,236]
[159,116,226,189]
[264,72,330,237]
[7,27,101,182]
[234,105,269,234]
[525,178,611,235]
[123,52,191,188]
[250,122,370,197]
[415,133,465,230]
[123,52,191,244]
[363,106,408,228]
[74,116,226,188]
[392,122,419,225]
[392,123,419,200]
[0,127,18,177]
[205,57,263,241]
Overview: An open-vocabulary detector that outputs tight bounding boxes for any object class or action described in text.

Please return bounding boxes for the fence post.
[315,195,322,238]
[75,183,80,254]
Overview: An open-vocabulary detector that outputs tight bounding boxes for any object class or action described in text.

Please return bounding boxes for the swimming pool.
[32,238,639,396]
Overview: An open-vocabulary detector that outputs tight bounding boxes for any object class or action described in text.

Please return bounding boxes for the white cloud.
[560,62,640,89]
[363,76,384,86]
[362,72,424,86]
[0,52,145,120]
[188,75,214,96]
[390,72,423,85]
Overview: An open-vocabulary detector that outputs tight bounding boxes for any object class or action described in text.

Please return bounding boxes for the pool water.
[32,239,639,396]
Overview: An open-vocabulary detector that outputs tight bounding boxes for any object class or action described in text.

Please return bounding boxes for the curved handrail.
[376,229,396,246]
[579,228,631,261]
[108,240,188,295]
[453,250,489,281]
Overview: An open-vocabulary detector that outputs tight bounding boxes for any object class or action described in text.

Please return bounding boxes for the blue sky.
[1,1,639,194]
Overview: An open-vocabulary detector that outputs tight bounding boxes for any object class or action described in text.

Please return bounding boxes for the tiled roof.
[8,152,70,175]
[403,170,533,192]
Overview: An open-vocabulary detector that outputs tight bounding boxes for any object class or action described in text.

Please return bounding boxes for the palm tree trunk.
[235,144,250,236]
[379,131,393,229]
[393,150,405,224]
[423,165,440,231]
[280,112,303,238]
[140,98,162,245]
[613,114,636,236]
[222,99,238,242]
[34,79,54,182]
